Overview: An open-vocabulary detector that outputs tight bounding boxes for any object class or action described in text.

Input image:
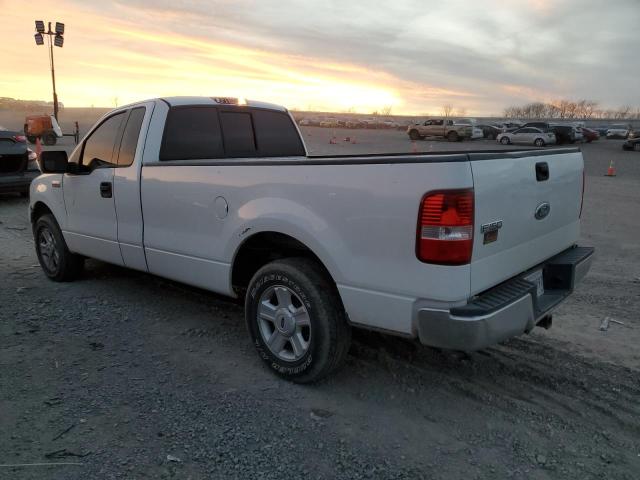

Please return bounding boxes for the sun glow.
[1,0,480,115]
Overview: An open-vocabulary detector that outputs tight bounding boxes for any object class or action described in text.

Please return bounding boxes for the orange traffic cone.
[605,159,616,177]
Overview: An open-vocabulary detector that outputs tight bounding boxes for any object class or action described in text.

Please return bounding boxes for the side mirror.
[40,150,69,173]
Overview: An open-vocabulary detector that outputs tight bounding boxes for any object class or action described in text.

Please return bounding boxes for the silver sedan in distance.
[497,127,556,147]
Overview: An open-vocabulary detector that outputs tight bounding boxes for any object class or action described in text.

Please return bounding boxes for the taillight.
[579,169,585,218]
[416,189,474,265]
[13,135,27,143]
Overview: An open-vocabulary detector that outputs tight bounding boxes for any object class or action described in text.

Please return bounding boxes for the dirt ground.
[1,130,639,479]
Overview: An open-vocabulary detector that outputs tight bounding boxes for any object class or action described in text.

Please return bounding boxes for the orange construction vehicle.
[24,115,63,146]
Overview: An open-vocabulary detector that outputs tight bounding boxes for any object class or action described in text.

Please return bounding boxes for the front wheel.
[500,136,510,145]
[245,258,351,383]
[34,214,84,281]
[534,138,545,147]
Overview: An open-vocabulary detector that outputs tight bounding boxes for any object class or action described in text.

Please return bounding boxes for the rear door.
[511,128,531,144]
[469,150,583,295]
[113,105,150,271]
[428,119,444,137]
[141,104,305,294]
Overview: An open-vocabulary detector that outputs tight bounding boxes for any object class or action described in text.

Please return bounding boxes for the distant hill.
[0,97,64,112]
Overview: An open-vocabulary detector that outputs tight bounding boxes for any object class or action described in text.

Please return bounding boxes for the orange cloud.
[0,0,480,114]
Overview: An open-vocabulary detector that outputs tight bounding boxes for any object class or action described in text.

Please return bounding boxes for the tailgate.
[469,149,583,295]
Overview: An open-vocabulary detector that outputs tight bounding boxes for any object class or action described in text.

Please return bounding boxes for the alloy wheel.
[257,285,311,362]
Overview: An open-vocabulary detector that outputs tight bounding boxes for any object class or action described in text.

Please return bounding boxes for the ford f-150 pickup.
[30,96,594,383]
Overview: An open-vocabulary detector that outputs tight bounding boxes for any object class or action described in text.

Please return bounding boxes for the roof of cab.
[159,96,287,112]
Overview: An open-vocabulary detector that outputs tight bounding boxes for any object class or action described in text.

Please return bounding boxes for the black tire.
[43,132,57,146]
[409,129,421,141]
[34,214,84,281]
[447,131,458,142]
[245,257,351,383]
[634,143,640,152]
[500,136,510,145]
[534,138,545,147]
[27,135,38,144]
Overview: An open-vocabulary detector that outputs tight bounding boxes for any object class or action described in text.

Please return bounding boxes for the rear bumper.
[417,246,594,351]
[0,170,39,193]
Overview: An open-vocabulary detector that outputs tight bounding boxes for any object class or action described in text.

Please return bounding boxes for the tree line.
[503,100,640,120]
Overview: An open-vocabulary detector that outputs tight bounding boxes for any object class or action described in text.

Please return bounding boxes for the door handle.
[535,162,549,181]
[100,182,113,198]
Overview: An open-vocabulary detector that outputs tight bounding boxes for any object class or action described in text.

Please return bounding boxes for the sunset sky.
[2,0,638,115]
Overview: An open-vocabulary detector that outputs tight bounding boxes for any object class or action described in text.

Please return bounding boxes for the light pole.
[34,20,65,121]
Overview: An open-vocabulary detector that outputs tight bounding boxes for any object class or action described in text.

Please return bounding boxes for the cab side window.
[81,112,126,171]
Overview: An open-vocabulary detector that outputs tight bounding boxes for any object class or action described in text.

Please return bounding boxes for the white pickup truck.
[30,96,593,383]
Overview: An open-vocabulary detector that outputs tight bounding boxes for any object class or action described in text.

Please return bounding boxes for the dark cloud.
[73,0,640,112]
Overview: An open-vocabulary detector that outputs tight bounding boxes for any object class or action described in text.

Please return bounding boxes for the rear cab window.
[160,106,304,160]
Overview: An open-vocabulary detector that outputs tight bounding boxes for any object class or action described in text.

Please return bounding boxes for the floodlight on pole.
[33,20,65,120]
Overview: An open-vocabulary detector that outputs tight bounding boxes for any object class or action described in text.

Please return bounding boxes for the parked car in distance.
[622,136,640,151]
[0,127,40,195]
[627,127,640,139]
[476,124,502,140]
[29,96,592,383]
[522,121,551,130]
[407,118,473,142]
[500,121,524,131]
[580,127,599,143]
[454,119,484,139]
[550,125,577,145]
[573,128,584,143]
[497,127,556,147]
[606,124,631,139]
[594,125,610,136]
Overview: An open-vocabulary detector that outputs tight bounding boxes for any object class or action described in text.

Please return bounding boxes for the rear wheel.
[34,214,84,281]
[43,132,57,146]
[245,257,351,383]
[500,136,510,145]
[534,138,545,147]
[447,131,458,142]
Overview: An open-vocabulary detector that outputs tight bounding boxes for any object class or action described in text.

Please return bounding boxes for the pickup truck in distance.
[407,118,473,142]
[30,96,594,383]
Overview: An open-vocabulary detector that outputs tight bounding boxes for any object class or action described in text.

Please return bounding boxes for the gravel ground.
[1,131,639,479]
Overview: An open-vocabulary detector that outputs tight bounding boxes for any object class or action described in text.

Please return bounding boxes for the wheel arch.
[30,200,54,225]
[230,231,340,297]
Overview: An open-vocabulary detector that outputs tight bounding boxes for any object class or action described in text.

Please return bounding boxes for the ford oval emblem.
[535,202,551,220]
